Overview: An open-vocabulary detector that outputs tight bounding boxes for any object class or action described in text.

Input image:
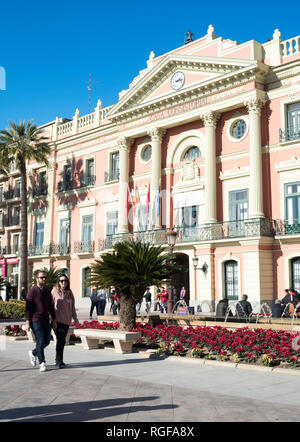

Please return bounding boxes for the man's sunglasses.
[38,276,46,280]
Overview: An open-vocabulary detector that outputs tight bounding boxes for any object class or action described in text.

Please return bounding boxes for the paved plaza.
[1,327,300,423]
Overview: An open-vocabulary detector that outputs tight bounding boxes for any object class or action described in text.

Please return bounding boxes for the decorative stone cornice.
[244,97,266,115]
[200,110,221,127]
[147,127,166,142]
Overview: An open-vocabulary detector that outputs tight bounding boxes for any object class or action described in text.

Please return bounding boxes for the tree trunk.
[19,159,28,299]
[118,296,137,331]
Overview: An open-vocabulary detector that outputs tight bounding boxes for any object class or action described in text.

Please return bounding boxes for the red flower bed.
[71,321,300,368]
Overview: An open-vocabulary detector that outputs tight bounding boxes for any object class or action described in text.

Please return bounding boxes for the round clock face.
[171,71,185,90]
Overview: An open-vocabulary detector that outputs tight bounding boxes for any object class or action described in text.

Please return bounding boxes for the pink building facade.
[1,25,300,309]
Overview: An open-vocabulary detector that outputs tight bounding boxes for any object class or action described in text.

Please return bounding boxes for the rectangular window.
[229,189,248,221]
[59,218,70,253]
[106,211,118,236]
[63,164,72,190]
[83,159,95,186]
[14,180,21,198]
[181,206,199,239]
[285,182,300,233]
[37,171,47,195]
[82,215,93,242]
[13,235,19,254]
[34,222,45,248]
[0,186,3,202]
[287,102,300,132]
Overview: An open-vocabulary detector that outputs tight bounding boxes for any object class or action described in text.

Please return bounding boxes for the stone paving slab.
[1,339,300,422]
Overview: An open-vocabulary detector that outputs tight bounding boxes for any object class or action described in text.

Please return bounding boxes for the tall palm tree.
[90,239,182,330]
[0,120,52,297]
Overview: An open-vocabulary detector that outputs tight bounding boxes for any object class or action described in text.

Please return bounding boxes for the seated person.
[236,294,252,317]
[272,299,283,318]
[289,300,300,318]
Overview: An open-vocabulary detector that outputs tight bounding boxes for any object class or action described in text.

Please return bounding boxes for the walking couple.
[25,270,78,372]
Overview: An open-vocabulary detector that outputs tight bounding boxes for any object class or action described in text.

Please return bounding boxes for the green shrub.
[0,299,26,319]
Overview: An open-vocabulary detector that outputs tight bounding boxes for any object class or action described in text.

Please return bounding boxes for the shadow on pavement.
[0,396,178,422]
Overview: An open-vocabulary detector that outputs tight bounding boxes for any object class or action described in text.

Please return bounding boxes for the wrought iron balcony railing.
[279,127,300,143]
[80,175,95,187]
[273,219,300,236]
[74,240,95,253]
[28,244,52,256]
[51,243,70,255]
[105,218,275,248]
[4,189,21,200]
[104,170,119,183]
[57,180,73,192]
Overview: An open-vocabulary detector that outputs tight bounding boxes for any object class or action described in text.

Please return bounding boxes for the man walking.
[25,270,57,372]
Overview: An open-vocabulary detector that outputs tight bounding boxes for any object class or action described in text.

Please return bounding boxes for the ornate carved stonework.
[244,98,266,115]
[117,136,133,151]
[147,127,166,143]
[200,110,221,127]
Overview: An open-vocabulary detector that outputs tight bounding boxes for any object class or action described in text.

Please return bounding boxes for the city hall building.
[1,25,300,310]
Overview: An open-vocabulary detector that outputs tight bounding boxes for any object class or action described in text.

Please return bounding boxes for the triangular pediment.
[106,54,263,120]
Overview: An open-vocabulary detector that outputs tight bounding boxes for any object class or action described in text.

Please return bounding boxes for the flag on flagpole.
[133,186,139,217]
[157,183,161,217]
[146,184,150,215]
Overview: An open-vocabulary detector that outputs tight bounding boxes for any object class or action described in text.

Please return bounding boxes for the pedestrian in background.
[97,287,107,316]
[51,274,78,368]
[25,270,57,372]
[89,287,98,319]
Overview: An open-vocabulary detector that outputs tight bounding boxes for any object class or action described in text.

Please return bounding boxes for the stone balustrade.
[55,104,113,140]
[281,35,300,57]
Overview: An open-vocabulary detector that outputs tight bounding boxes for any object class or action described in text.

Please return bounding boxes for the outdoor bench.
[21,324,75,345]
[73,328,141,354]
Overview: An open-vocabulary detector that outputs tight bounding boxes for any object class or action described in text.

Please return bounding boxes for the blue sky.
[0,0,299,129]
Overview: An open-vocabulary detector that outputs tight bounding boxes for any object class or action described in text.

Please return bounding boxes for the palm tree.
[90,239,182,330]
[0,120,52,297]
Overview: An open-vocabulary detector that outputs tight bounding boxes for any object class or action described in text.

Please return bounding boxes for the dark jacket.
[236,300,252,317]
[26,286,56,323]
[281,293,299,306]
[272,303,283,318]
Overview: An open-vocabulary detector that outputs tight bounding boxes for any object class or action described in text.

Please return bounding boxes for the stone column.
[244,98,266,219]
[147,127,166,229]
[117,136,132,233]
[200,111,220,224]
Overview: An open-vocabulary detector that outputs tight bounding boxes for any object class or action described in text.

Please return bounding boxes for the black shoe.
[56,361,66,369]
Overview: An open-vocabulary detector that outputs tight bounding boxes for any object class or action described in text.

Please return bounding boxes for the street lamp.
[165,229,178,314]
[193,256,208,275]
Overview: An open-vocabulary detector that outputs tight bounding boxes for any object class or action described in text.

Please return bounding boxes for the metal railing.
[279,127,300,143]
[74,240,95,253]
[80,175,95,187]
[104,170,119,183]
[273,219,300,236]
[57,180,73,192]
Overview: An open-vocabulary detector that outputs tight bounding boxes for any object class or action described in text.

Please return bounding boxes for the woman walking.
[51,274,79,368]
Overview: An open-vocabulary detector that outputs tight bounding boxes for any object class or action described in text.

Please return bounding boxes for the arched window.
[184,146,201,160]
[291,258,300,293]
[224,260,238,300]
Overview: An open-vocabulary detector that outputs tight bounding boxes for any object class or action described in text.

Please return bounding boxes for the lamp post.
[165,229,177,314]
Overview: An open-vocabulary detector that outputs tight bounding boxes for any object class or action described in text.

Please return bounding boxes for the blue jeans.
[31,320,52,364]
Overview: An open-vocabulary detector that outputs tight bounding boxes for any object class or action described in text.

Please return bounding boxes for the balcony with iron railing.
[80,175,95,187]
[57,180,73,192]
[105,218,275,248]
[74,240,95,254]
[104,170,119,183]
[273,219,300,236]
[4,188,21,200]
[279,126,300,143]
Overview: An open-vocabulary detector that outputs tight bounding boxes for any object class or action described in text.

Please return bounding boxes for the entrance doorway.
[224,260,238,300]
[171,253,190,305]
